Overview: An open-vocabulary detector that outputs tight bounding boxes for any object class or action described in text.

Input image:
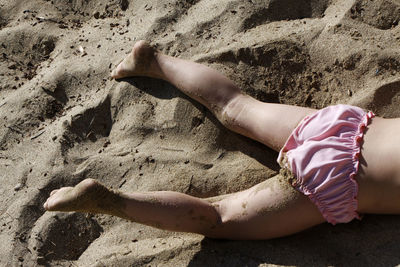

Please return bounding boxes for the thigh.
[224,95,316,152]
[210,175,325,240]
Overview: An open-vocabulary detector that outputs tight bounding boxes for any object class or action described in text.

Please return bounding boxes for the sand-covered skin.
[0,0,399,266]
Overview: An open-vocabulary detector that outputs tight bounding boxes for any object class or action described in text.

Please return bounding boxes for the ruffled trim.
[278,106,375,225]
[345,110,375,222]
[310,110,374,225]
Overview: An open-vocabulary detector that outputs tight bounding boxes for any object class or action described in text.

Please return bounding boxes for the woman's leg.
[112,41,316,151]
[44,177,324,240]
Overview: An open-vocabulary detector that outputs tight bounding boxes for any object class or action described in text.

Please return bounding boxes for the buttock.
[277,104,375,225]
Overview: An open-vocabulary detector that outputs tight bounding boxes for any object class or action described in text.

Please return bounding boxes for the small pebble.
[14,183,23,191]
[93,11,100,19]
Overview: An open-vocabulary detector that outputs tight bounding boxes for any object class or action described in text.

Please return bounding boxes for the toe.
[50,189,59,196]
[111,69,117,78]
[43,200,49,210]
[111,65,123,79]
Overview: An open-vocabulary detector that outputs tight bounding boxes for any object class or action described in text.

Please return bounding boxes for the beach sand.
[0,0,400,265]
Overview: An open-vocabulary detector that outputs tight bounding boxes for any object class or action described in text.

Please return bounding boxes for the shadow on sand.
[187,215,400,267]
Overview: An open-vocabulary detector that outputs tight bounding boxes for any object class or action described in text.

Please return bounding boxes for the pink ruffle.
[278,105,375,225]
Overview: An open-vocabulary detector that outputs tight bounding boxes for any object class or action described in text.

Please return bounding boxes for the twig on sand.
[87,116,96,129]
[45,251,55,257]
[0,102,6,108]
[36,16,59,24]
[30,130,46,140]
[160,147,184,152]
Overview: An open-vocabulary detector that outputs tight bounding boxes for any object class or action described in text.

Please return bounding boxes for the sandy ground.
[1,0,400,266]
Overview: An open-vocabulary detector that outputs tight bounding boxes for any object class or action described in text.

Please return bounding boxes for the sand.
[0,0,400,266]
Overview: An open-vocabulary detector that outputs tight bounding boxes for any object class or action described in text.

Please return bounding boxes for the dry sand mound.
[0,0,400,266]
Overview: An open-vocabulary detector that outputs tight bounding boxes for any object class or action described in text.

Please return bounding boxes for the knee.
[204,198,278,240]
[218,94,249,129]
[200,200,242,239]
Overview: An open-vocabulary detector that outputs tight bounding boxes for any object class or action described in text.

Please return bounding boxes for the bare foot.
[111,40,160,79]
[44,178,126,218]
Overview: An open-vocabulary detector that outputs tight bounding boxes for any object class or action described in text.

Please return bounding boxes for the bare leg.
[44,178,324,240]
[43,42,326,240]
[112,41,316,151]
[43,179,219,234]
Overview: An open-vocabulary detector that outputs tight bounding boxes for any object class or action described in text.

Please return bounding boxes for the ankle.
[94,188,128,219]
[147,51,164,80]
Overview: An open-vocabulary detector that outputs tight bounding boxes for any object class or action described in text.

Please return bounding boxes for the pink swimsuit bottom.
[278,104,375,225]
